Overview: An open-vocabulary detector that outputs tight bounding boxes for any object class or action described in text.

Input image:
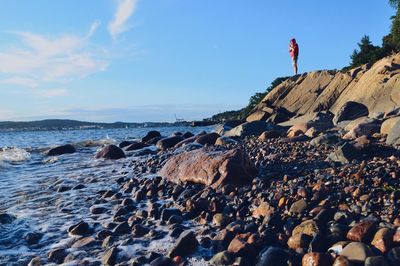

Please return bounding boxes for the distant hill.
[0,119,190,132]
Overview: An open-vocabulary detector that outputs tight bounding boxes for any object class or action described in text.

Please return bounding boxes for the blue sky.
[0,1,395,122]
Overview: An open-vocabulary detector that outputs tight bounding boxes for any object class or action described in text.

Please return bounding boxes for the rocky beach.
[2,54,400,266]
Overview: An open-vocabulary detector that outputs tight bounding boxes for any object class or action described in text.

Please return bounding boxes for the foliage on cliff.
[209,76,289,122]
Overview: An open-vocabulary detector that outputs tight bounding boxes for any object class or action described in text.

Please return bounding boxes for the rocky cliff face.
[249,53,400,120]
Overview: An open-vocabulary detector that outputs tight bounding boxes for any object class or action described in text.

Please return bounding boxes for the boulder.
[158,148,256,189]
[168,230,198,258]
[381,116,400,135]
[156,136,184,150]
[255,246,292,266]
[224,121,275,138]
[195,132,220,145]
[339,242,373,264]
[142,131,161,143]
[346,220,376,242]
[118,141,133,148]
[343,117,381,139]
[386,118,400,145]
[310,134,340,147]
[210,251,234,266]
[125,142,149,151]
[265,107,293,124]
[47,144,76,156]
[287,123,309,138]
[327,143,361,164]
[215,136,237,146]
[333,101,369,125]
[95,145,125,160]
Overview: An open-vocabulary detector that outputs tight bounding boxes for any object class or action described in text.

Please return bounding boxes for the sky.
[0,1,395,122]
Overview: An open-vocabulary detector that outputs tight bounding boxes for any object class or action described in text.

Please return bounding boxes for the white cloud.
[38,88,68,98]
[1,76,38,88]
[0,22,108,100]
[108,0,137,39]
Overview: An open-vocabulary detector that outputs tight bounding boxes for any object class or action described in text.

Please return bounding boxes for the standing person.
[289,38,299,75]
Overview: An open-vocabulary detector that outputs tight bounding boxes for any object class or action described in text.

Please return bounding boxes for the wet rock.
[255,246,292,266]
[125,142,149,151]
[289,199,308,214]
[346,220,376,242]
[210,251,234,266]
[71,236,97,248]
[102,247,119,266]
[149,256,175,266]
[156,136,184,150]
[365,256,390,266]
[224,121,275,138]
[168,230,199,258]
[47,144,76,156]
[227,234,256,257]
[183,131,194,138]
[142,131,161,143]
[48,248,67,264]
[95,145,125,160]
[302,252,332,266]
[333,101,369,125]
[102,235,115,249]
[113,221,131,235]
[24,232,43,245]
[339,242,373,263]
[132,224,150,237]
[90,206,108,214]
[212,229,235,251]
[370,227,394,253]
[119,141,133,148]
[0,213,15,225]
[195,132,220,145]
[159,148,256,189]
[68,221,91,236]
[161,208,182,221]
[28,257,42,266]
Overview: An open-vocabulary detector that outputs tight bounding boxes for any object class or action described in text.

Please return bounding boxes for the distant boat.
[125,125,128,129]
[174,114,186,122]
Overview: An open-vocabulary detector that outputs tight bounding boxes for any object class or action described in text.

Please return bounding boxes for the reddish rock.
[371,228,394,253]
[302,252,332,266]
[95,145,125,160]
[252,201,275,219]
[227,234,256,257]
[333,255,350,266]
[346,220,376,242]
[195,133,220,145]
[158,148,256,189]
[287,123,309,138]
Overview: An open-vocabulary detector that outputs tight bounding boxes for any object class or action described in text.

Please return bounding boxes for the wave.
[74,137,116,148]
[0,148,31,163]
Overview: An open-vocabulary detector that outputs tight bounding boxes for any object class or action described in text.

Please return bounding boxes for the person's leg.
[293,56,298,75]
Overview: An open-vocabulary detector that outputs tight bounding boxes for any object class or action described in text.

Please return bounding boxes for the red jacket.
[290,42,299,58]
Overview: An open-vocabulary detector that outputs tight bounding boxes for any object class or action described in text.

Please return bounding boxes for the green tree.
[389,0,400,8]
[348,35,381,68]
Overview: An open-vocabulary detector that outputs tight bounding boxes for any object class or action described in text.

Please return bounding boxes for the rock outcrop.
[248,54,400,123]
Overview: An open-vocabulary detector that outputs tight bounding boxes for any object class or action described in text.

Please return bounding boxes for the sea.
[0,126,214,265]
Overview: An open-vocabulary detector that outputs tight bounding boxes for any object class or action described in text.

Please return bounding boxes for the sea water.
[0,126,214,265]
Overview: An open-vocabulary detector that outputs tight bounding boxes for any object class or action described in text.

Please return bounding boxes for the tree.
[389,0,400,8]
[347,35,381,68]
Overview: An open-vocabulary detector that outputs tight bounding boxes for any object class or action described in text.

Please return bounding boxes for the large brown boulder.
[47,144,76,156]
[224,121,275,138]
[95,145,125,160]
[156,136,184,150]
[158,148,256,189]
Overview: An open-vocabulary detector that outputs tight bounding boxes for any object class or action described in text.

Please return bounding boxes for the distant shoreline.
[0,119,216,132]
